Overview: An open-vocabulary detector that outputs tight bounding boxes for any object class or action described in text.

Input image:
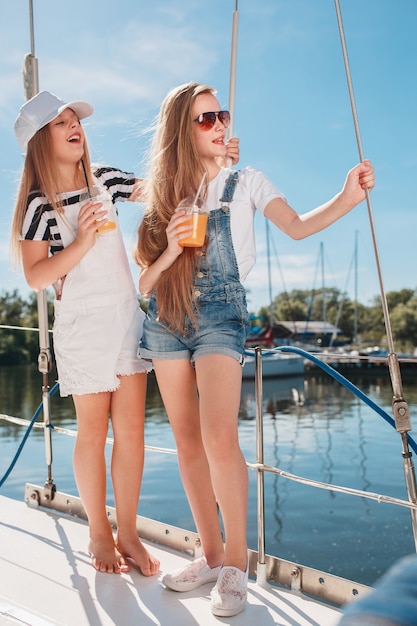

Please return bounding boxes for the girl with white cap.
[11,90,160,575]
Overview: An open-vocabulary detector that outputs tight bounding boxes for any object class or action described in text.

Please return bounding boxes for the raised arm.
[265,160,375,240]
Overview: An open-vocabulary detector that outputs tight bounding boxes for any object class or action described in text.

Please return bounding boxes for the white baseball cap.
[14,90,94,151]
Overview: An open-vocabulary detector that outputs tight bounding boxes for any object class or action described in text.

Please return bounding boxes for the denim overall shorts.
[138,171,251,365]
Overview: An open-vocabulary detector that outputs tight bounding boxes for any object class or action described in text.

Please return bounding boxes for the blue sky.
[1,0,416,312]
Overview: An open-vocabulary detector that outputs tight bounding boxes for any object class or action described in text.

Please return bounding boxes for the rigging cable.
[334,0,417,548]
[334,1,405,399]
[228,0,239,141]
[228,0,266,583]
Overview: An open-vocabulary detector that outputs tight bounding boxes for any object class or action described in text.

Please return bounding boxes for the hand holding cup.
[80,186,116,234]
[175,196,209,247]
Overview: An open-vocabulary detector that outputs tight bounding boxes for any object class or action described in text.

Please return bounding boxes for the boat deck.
[0,495,342,626]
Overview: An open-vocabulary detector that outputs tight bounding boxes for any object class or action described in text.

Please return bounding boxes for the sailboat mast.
[353,230,358,345]
[266,221,273,326]
[320,241,326,328]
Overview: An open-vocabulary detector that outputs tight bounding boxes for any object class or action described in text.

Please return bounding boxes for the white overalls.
[53,184,150,397]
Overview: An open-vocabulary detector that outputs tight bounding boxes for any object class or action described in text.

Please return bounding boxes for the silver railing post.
[255,346,267,584]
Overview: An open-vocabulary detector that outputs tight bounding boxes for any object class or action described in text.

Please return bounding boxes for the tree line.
[251,286,417,352]
[1,286,416,366]
[0,289,148,366]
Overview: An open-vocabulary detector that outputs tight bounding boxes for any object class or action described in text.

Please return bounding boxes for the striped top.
[21,165,136,254]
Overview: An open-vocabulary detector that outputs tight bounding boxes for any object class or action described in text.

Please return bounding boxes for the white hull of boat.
[243,351,305,379]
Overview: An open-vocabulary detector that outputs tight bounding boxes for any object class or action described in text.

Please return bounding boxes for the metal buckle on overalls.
[219,171,239,212]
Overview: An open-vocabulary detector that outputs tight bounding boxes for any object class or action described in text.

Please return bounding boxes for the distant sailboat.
[242,349,305,378]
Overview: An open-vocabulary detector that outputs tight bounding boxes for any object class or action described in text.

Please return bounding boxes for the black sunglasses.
[193,110,231,131]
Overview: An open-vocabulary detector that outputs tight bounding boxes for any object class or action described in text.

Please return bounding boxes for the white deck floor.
[0,495,342,626]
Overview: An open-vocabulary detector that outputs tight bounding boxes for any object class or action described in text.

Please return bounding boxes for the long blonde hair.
[10,122,93,264]
[135,82,215,333]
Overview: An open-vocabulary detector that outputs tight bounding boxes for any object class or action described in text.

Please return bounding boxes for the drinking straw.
[192,172,207,211]
[81,159,92,198]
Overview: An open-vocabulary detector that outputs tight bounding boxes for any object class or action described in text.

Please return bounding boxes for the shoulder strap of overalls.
[219,170,240,210]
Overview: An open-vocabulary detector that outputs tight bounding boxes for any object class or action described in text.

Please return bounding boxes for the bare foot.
[88,535,130,574]
[116,534,160,576]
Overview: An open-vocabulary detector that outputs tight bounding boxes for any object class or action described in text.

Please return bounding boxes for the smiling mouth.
[67,133,81,143]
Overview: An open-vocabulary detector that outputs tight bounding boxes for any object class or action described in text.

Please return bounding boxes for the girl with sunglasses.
[135,82,374,617]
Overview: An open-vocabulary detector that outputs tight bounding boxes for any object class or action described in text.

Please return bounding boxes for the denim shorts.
[138,283,250,365]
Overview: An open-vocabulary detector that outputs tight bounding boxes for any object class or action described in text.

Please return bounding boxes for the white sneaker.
[210,561,248,617]
[162,556,222,592]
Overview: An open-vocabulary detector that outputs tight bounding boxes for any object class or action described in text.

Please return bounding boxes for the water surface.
[1,364,417,587]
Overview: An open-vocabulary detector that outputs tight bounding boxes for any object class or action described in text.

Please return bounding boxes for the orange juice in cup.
[176,197,208,247]
[178,212,209,247]
[80,186,117,234]
[96,214,116,234]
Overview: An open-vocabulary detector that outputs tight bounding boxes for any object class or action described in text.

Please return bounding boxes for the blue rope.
[0,382,60,488]
[2,351,416,486]
[261,345,417,455]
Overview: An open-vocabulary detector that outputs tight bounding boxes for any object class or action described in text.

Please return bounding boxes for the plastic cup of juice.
[80,186,117,234]
[176,197,208,247]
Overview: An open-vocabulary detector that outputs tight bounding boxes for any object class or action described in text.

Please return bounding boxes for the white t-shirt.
[207,166,286,282]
